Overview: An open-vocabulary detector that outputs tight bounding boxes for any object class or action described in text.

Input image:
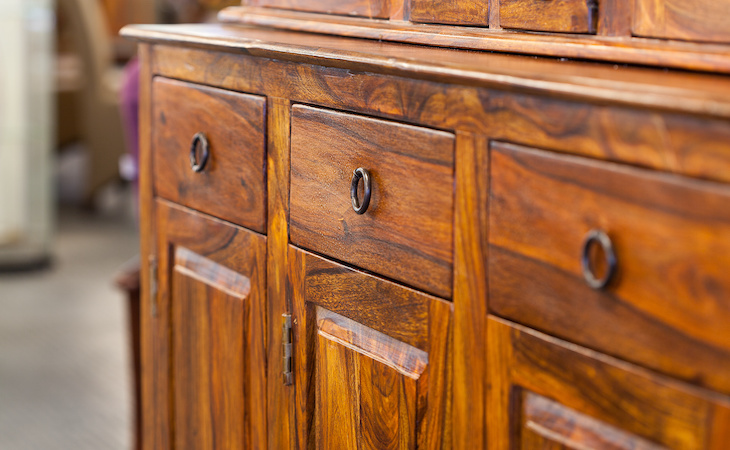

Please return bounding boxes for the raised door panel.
[290,247,452,449]
[155,200,266,449]
[487,317,730,450]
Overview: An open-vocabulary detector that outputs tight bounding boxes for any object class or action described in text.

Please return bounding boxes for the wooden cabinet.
[125,4,730,447]
[153,200,267,449]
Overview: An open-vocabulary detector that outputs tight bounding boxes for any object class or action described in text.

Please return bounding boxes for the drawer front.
[633,0,730,44]
[256,0,391,18]
[499,0,597,33]
[489,142,730,394]
[290,105,455,299]
[488,317,730,450]
[153,78,266,233]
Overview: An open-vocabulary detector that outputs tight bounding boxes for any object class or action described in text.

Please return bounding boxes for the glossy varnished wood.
[265,97,294,449]
[290,105,455,299]
[146,45,730,187]
[215,9,730,73]
[489,142,730,395]
[409,0,489,26]
[289,247,453,448]
[156,200,267,449]
[255,0,392,18]
[487,317,730,449]
[633,0,730,43]
[499,0,597,33]
[152,78,266,233]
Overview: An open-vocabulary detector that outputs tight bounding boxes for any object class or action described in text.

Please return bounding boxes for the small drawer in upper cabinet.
[290,105,455,299]
[152,78,266,233]
[499,0,598,33]
[489,142,730,395]
[256,0,391,19]
[633,0,730,44]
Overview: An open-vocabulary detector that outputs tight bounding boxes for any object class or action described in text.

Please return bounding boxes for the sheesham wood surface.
[289,247,453,449]
[255,0,392,18]
[152,78,267,233]
[146,45,730,186]
[155,200,267,449]
[489,142,730,395]
[488,317,730,449]
[290,105,455,299]
[633,0,730,44]
[409,0,489,26]
[499,0,597,33]
[265,97,294,449]
[172,248,249,449]
[216,9,730,73]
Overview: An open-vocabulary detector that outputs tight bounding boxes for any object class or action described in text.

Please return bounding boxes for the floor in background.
[0,201,138,450]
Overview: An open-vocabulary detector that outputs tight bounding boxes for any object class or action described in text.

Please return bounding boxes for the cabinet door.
[155,200,266,450]
[488,317,730,450]
[289,247,452,449]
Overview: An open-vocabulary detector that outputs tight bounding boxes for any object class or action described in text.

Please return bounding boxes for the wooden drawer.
[152,78,266,233]
[633,0,730,44]
[290,105,455,299]
[488,317,730,450]
[255,0,391,18]
[489,142,730,395]
[499,0,597,33]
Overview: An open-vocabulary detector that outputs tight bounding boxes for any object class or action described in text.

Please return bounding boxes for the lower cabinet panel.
[487,316,730,450]
[289,246,453,448]
[155,200,267,449]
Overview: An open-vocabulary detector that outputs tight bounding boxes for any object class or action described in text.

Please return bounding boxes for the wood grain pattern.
[137,44,167,450]
[256,0,391,18]
[409,0,489,26]
[289,246,452,448]
[213,8,730,73]
[451,132,488,449]
[488,317,730,450]
[172,248,249,449]
[152,78,266,233]
[499,0,597,33]
[633,0,730,43]
[147,45,730,186]
[489,142,730,395]
[156,200,267,449]
[290,105,455,299]
[265,97,294,449]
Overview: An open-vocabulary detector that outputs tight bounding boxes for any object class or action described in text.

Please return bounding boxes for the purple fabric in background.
[120,57,140,186]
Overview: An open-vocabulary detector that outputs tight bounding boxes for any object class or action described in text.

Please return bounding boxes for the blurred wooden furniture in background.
[124,0,730,446]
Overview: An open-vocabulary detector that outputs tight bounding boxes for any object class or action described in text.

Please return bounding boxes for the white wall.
[0,0,54,266]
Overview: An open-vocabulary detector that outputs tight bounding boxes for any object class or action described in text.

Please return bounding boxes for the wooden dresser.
[123,0,730,446]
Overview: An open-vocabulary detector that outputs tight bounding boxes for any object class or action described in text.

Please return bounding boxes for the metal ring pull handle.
[189,132,210,173]
[581,229,617,290]
[350,168,371,215]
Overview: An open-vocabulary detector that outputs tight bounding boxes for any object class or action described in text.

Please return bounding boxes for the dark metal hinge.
[282,314,293,385]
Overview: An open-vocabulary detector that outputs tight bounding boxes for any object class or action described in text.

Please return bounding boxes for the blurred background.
[0,1,236,448]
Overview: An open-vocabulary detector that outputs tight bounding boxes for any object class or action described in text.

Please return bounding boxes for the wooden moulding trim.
[218,6,730,75]
[121,23,730,119]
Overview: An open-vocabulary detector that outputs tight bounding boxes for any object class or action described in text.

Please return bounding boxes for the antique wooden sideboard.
[123,0,730,446]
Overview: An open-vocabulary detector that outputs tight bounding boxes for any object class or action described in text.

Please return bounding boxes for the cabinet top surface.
[123,23,730,118]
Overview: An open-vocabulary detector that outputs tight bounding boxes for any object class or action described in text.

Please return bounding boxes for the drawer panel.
[499,0,597,33]
[256,0,391,18]
[488,317,730,450]
[489,142,730,394]
[290,105,455,299]
[633,0,730,44]
[153,78,266,233]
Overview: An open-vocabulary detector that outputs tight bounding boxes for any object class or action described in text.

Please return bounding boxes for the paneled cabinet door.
[155,200,266,450]
[487,317,730,450]
[289,247,453,449]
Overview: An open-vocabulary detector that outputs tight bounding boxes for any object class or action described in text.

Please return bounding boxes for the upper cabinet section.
[499,0,598,33]
[153,78,267,233]
[290,105,455,299]
[255,0,392,18]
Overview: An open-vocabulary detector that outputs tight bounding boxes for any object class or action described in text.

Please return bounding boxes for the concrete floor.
[0,206,138,449]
